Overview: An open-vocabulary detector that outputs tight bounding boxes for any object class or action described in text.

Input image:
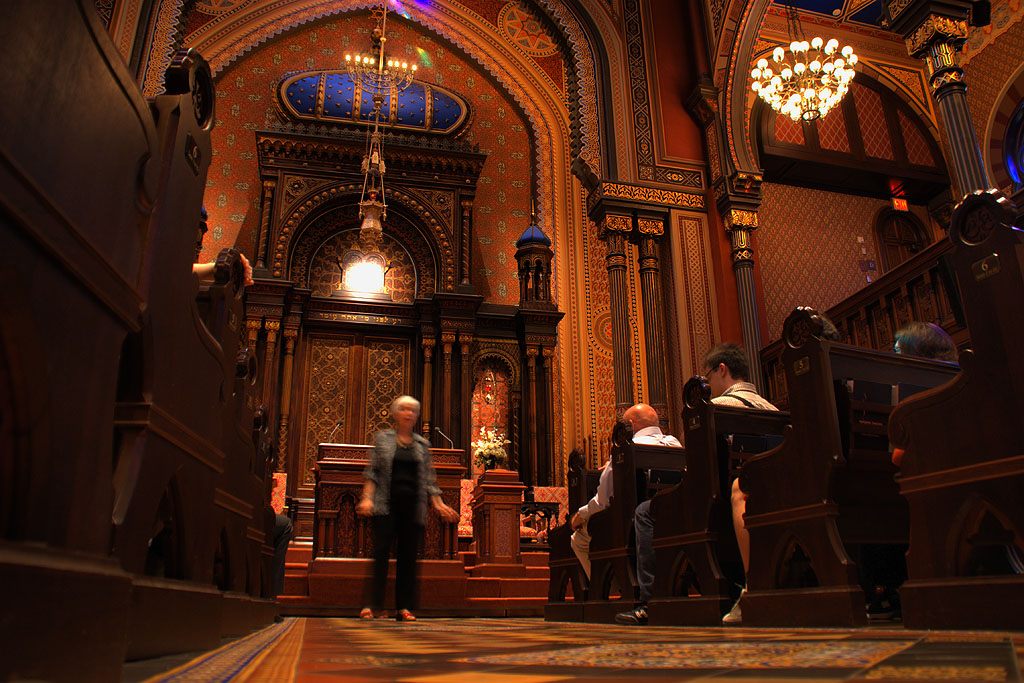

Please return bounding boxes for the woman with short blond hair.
[356,395,459,621]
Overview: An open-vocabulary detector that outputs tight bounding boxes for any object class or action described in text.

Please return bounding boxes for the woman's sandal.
[359,607,373,619]
[396,609,416,622]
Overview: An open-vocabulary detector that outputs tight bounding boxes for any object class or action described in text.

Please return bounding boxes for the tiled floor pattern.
[144,617,1024,682]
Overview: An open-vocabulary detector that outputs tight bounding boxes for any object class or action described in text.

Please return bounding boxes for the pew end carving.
[739,307,958,627]
[889,190,1024,630]
[647,376,790,625]
[545,448,595,621]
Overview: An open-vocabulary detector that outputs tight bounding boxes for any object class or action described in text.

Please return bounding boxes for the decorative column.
[723,209,765,389]
[261,320,280,408]
[421,337,435,437]
[460,198,474,290]
[277,328,298,472]
[525,345,539,489]
[245,317,262,351]
[601,215,636,409]
[441,331,455,436]
[542,347,556,485]
[637,217,668,414]
[459,331,473,467]
[883,1,990,194]
[689,78,767,390]
[255,179,276,270]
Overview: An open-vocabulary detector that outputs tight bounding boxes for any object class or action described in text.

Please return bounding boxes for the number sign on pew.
[738,307,958,627]
[647,376,790,626]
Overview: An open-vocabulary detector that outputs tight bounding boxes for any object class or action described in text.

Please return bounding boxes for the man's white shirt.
[575,426,682,523]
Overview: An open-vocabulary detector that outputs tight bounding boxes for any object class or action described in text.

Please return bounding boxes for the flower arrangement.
[472,428,510,470]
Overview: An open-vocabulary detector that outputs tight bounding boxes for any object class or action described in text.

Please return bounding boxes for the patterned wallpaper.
[757,182,888,339]
[200,12,538,305]
[852,83,894,161]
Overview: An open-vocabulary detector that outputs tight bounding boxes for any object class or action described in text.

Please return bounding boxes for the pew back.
[739,307,958,626]
[889,190,1024,630]
[647,376,789,625]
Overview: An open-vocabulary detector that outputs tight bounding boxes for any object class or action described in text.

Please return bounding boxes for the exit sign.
[892,197,909,211]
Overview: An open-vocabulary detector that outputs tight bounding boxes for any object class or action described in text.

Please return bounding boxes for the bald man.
[570,403,681,581]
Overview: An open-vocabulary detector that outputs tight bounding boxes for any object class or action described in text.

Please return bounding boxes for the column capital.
[599,214,633,238]
[637,217,664,236]
[722,209,760,232]
[905,14,969,56]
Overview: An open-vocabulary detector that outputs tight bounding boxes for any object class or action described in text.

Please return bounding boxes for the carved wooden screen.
[300,333,411,485]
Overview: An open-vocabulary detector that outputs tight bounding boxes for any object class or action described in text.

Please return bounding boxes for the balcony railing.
[761,237,969,409]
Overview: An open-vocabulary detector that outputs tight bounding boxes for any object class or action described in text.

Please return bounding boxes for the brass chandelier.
[750,2,858,122]
[337,2,418,296]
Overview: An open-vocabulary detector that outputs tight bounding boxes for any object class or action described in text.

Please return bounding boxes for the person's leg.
[371,514,394,612]
[570,523,592,579]
[272,513,293,597]
[731,478,750,573]
[634,500,655,604]
[394,500,422,613]
[724,478,749,624]
[615,501,653,625]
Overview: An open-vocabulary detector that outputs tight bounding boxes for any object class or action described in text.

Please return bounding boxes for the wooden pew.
[0,4,167,678]
[647,377,790,625]
[584,423,686,622]
[545,448,597,621]
[739,307,959,626]
[0,2,272,674]
[889,190,1024,630]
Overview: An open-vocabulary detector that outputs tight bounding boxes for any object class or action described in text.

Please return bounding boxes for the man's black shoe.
[615,605,648,625]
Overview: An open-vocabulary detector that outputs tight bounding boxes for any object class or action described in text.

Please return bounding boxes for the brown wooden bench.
[739,307,959,626]
[647,376,790,625]
[584,423,686,622]
[889,190,1024,630]
[545,448,598,621]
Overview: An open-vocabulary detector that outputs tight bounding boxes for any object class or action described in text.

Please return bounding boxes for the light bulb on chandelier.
[751,34,857,121]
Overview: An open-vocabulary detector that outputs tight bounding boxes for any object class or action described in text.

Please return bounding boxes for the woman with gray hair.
[356,395,459,621]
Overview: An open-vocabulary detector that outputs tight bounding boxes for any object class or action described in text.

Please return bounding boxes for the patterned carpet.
[140,617,1024,682]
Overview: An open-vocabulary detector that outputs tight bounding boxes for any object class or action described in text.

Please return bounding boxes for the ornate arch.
[278,182,456,288]
[721,0,936,179]
[983,64,1024,192]
[471,347,521,388]
[179,1,579,223]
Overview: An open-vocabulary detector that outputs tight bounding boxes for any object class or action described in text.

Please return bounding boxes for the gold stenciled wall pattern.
[201,12,536,307]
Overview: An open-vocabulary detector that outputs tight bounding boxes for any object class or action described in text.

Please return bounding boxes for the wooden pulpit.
[312,443,464,559]
[307,442,466,609]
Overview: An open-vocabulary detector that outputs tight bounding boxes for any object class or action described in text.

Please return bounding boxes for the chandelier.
[750,3,858,122]
[336,2,418,297]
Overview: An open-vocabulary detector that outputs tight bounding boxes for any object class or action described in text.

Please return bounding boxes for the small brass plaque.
[972,253,1000,282]
[794,357,810,376]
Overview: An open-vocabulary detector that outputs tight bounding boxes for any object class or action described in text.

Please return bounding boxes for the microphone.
[327,420,343,443]
[433,427,454,449]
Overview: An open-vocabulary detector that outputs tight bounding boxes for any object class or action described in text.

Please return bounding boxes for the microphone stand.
[326,420,343,443]
[433,427,454,449]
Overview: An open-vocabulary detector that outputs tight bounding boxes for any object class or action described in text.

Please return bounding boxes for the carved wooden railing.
[761,238,969,408]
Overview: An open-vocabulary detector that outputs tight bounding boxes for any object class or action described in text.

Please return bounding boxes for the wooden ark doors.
[296,331,412,488]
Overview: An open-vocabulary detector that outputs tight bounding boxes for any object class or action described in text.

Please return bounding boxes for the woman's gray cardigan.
[363,429,442,525]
